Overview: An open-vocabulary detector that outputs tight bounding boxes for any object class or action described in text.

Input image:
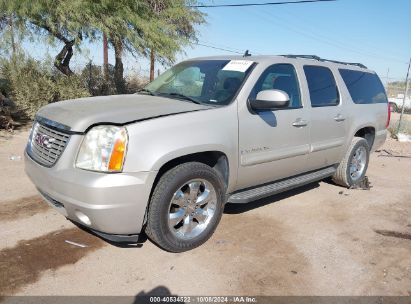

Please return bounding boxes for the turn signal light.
[108,129,128,171]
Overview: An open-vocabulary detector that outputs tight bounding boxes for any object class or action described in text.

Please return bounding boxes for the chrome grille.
[27,121,70,167]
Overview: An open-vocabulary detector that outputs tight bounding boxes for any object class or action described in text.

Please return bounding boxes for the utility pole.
[386,68,390,88]
[397,57,411,135]
[103,33,109,81]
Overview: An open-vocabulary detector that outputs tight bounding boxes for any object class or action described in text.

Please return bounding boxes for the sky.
[26,0,411,82]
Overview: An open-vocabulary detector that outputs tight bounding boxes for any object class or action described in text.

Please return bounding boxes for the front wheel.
[332,137,370,188]
[145,162,225,252]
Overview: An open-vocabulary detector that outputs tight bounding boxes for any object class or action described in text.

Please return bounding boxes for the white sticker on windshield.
[222,60,254,72]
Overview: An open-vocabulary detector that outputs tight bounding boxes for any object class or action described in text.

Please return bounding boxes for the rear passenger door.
[303,65,347,170]
[237,63,310,189]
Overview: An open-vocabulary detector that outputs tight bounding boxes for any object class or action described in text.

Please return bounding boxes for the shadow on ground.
[0,196,49,222]
[0,228,105,295]
[134,286,182,303]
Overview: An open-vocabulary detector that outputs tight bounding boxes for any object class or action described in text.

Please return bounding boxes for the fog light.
[75,211,91,226]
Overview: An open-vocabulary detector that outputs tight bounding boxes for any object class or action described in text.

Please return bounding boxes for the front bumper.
[24,151,157,236]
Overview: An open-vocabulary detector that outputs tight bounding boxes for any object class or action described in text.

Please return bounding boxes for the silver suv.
[25,55,389,252]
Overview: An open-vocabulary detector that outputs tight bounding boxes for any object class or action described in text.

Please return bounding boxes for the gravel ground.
[0,120,410,297]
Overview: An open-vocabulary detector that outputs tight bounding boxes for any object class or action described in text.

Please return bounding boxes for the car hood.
[36,94,212,133]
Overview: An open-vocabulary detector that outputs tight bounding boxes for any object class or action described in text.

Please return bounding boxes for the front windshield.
[144,60,254,106]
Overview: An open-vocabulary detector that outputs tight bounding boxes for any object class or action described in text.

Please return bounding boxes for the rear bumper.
[25,151,157,235]
[372,129,387,152]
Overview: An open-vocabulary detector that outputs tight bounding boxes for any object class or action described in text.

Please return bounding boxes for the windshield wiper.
[161,93,201,104]
[136,88,157,96]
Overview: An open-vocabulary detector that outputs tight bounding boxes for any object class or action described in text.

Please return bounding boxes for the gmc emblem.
[34,133,54,149]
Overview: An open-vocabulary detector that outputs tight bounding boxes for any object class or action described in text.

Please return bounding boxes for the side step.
[228,166,336,204]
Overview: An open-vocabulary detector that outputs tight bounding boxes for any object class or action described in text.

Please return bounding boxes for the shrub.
[80,63,117,96]
[54,74,90,101]
[126,73,149,93]
[388,118,410,138]
[0,54,90,118]
[80,63,149,95]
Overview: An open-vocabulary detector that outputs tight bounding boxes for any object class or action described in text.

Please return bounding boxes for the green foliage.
[0,0,95,45]
[80,63,117,96]
[84,0,205,92]
[386,80,410,98]
[388,81,408,89]
[0,77,10,96]
[0,1,101,75]
[0,0,205,68]
[0,54,89,118]
[80,63,149,95]
[0,0,206,116]
[126,73,149,93]
[54,73,90,101]
[388,118,410,137]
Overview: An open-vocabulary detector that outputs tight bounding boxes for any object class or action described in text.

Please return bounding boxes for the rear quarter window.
[339,69,388,104]
[303,65,340,107]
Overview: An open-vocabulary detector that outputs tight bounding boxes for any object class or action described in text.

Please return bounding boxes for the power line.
[195,42,244,54]
[279,6,410,59]
[200,40,246,54]
[249,7,408,65]
[191,0,336,8]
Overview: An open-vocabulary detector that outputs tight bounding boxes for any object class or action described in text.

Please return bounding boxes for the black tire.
[332,137,370,188]
[145,162,226,252]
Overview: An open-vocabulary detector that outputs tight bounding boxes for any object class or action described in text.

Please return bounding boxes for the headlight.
[76,125,128,172]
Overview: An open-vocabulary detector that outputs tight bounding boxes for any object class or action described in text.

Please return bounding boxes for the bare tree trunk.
[103,33,109,81]
[150,49,155,81]
[9,16,16,56]
[54,41,74,76]
[112,37,126,94]
[30,21,80,77]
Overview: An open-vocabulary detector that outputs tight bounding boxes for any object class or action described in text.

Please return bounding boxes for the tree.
[1,0,205,93]
[0,0,96,76]
[87,0,205,92]
[144,0,205,78]
[0,13,20,57]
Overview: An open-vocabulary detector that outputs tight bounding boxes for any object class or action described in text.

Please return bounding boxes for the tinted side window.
[250,64,301,108]
[304,66,339,107]
[339,69,388,104]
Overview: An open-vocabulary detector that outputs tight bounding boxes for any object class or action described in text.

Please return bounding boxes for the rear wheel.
[145,162,225,252]
[332,137,370,188]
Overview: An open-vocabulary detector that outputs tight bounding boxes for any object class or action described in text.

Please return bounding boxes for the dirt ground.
[0,115,410,297]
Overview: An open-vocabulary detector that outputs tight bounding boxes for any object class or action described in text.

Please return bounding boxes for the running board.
[228,166,336,204]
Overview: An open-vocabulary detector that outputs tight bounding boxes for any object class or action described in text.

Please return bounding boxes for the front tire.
[332,137,370,188]
[145,162,225,252]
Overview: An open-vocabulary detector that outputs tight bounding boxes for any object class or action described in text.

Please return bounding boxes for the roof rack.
[281,54,367,69]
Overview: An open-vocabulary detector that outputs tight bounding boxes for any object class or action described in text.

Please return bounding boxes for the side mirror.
[249,90,290,111]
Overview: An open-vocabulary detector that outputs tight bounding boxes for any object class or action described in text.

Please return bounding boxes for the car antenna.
[243,50,251,57]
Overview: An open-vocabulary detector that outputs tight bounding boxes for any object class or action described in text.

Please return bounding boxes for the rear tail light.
[386,102,391,129]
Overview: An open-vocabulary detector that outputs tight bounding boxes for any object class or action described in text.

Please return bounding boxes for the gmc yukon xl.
[25,55,389,252]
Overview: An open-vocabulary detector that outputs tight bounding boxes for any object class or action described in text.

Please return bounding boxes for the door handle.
[292,119,308,127]
[334,114,345,122]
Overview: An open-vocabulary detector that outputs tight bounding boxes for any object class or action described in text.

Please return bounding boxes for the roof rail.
[319,59,368,69]
[281,54,367,69]
[282,54,321,61]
